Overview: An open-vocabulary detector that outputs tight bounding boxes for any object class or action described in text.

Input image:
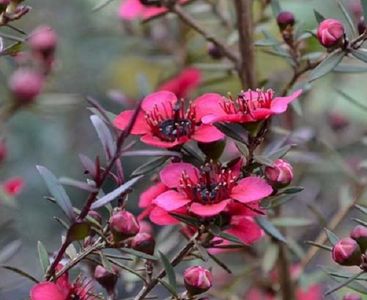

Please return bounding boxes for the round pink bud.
[317,19,345,48]
[28,26,57,56]
[9,69,43,103]
[94,265,119,294]
[131,233,155,255]
[343,293,362,300]
[276,11,295,30]
[332,237,362,266]
[265,159,293,187]
[109,210,140,241]
[351,225,367,252]
[183,266,213,296]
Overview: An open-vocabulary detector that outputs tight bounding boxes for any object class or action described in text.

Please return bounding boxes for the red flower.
[114,91,224,148]
[158,68,201,99]
[197,89,302,124]
[153,161,272,217]
[118,0,189,21]
[30,267,95,300]
[2,177,24,196]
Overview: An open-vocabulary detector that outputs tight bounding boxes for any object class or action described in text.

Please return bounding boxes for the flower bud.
[109,210,140,241]
[332,237,362,266]
[28,26,57,57]
[358,17,366,35]
[343,293,362,300]
[351,225,367,253]
[9,69,43,104]
[138,220,154,235]
[183,266,213,296]
[94,265,119,295]
[265,159,293,188]
[276,11,295,30]
[317,19,345,48]
[207,42,223,60]
[131,233,155,255]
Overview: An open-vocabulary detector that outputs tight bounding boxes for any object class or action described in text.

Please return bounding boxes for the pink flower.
[30,267,95,300]
[154,161,272,217]
[9,69,44,103]
[118,0,188,21]
[158,68,201,99]
[109,209,140,240]
[198,89,302,125]
[276,11,295,30]
[332,237,362,266]
[114,91,224,148]
[317,19,345,48]
[2,177,24,196]
[265,159,293,188]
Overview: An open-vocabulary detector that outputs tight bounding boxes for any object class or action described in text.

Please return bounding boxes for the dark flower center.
[145,99,196,142]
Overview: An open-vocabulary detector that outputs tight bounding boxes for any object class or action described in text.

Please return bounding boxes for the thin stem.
[234,0,257,89]
[134,232,199,300]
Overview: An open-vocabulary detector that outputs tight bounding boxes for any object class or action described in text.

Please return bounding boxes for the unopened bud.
[207,42,223,60]
[184,266,212,296]
[9,69,43,104]
[131,233,155,255]
[265,159,293,188]
[28,26,57,57]
[343,293,362,300]
[358,17,366,35]
[94,265,118,294]
[109,210,140,241]
[317,19,345,48]
[276,11,295,30]
[351,225,367,253]
[332,237,362,266]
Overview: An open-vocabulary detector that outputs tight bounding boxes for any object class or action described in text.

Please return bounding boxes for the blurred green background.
[1,0,367,299]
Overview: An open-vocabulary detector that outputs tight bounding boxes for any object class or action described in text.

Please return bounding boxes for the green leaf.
[255,39,280,47]
[157,279,178,298]
[169,212,200,227]
[352,218,367,227]
[253,155,273,167]
[158,251,177,291]
[334,64,367,73]
[267,144,295,161]
[362,0,367,24]
[119,247,158,261]
[207,251,232,274]
[324,228,339,246]
[351,48,367,63]
[209,226,244,245]
[255,217,287,243]
[313,9,326,24]
[336,0,357,36]
[68,222,91,241]
[280,186,304,195]
[91,175,143,209]
[235,142,249,158]
[270,0,281,17]
[325,270,365,296]
[336,89,367,112]
[271,217,313,227]
[305,241,332,251]
[131,156,168,176]
[355,204,367,215]
[309,50,344,82]
[2,265,39,283]
[214,123,248,144]
[90,115,116,159]
[37,241,50,274]
[37,166,75,221]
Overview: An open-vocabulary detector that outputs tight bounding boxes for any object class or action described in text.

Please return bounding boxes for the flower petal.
[30,282,66,300]
[158,68,201,99]
[114,110,149,134]
[193,93,227,122]
[226,216,264,244]
[191,124,224,143]
[139,182,168,208]
[231,176,273,203]
[271,89,302,114]
[149,206,180,225]
[141,91,177,113]
[190,200,230,217]
[118,0,144,21]
[140,134,186,148]
[153,190,191,211]
[160,162,199,188]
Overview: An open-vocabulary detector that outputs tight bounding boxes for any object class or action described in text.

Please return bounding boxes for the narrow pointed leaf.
[37,241,50,274]
[158,251,177,291]
[336,0,357,36]
[119,247,158,260]
[362,0,367,23]
[214,123,248,144]
[2,265,39,283]
[90,115,116,159]
[91,175,143,209]
[355,204,367,215]
[37,166,75,221]
[255,217,287,243]
[309,50,344,82]
[314,9,326,23]
[131,156,168,176]
[351,48,367,63]
[271,0,281,17]
[325,270,365,296]
[334,64,367,73]
[157,279,178,298]
[324,228,339,246]
[305,241,332,251]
